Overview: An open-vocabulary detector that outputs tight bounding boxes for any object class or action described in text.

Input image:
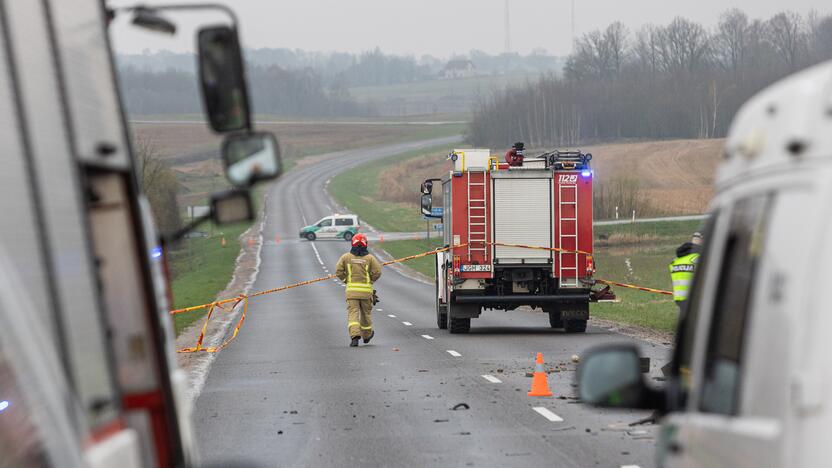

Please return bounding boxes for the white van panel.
[493,178,551,263]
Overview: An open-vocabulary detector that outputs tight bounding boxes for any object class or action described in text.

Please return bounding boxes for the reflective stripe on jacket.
[669,253,699,302]
[336,252,382,300]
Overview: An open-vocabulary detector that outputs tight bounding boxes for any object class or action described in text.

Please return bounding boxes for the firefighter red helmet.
[351,233,368,247]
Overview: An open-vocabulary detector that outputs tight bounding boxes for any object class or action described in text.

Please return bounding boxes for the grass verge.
[168,222,253,334]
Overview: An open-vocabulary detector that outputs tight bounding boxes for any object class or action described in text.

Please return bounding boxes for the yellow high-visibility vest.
[669,253,699,302]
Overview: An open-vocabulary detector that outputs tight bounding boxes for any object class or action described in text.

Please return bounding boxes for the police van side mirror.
[222,132,282,187]
[198,25,251,133]
[577,343,664,410]
[420,194,433,217]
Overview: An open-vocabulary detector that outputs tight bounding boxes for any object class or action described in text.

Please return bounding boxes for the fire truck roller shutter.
[493,178,552,263]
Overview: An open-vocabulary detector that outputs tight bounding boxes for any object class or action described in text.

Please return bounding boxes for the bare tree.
[767,11,807,71]
[715,9,750,78]
[134,134,182,234]
[657,17,711,75]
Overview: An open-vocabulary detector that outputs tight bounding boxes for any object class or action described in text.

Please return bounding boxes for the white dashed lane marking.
[481,374,502,383]
[387,314,396,318]
[421,335,434,340]
[446,350,462,357]
[532,407,563,422]
[402,321,413,326]
[621,465,641,468]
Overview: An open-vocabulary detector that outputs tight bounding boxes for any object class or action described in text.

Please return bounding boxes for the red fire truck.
[420,147,598,333]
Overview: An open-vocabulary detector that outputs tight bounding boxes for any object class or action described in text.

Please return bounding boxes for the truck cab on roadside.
[577,60,832,468]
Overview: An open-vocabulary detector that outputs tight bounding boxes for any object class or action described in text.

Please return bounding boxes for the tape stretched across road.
[170,242,672,353]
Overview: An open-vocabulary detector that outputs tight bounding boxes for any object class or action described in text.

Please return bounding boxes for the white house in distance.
[440,59,476,79]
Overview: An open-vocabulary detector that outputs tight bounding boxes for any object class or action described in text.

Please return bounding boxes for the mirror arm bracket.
[113,3,240,28]
[163,213,212,245]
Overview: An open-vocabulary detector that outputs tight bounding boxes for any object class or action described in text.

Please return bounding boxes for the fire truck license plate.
[460,264,491,272]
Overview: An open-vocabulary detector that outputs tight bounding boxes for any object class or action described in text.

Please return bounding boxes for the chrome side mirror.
[221,132,282,187]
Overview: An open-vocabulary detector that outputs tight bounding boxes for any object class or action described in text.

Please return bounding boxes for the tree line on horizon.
[468,9,832,148]
[119,63,379,117]
[117,47,562,116]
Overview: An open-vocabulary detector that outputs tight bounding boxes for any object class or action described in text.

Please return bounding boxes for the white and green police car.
[299,214,360,241]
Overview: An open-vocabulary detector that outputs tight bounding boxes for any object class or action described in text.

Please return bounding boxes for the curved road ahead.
[194,136,669,467]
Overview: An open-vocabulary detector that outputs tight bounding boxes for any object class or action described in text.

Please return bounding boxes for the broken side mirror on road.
[577,343,665,410]
[198,25,251,133]
[222,132,282,187]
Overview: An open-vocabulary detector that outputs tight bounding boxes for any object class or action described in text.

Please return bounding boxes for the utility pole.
[571,0,576,53]
[504,0,510,54]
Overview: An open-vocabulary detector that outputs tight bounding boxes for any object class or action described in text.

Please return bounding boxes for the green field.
[329,144,451,232]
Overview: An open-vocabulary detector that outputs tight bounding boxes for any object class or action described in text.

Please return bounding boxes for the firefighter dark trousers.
[347,298,373,339]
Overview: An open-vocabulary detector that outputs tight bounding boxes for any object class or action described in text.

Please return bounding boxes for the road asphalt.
[194,136,670,468]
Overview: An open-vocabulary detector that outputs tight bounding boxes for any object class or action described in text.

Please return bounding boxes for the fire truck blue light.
[0,400,9,412]
[151,246,163,259]
[581,170,592,177]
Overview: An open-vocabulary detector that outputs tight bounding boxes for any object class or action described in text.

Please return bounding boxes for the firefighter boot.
[363,331,374,344]
[350,337,360,347]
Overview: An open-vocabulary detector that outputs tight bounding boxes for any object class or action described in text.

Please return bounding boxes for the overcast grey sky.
[110,0,828,57]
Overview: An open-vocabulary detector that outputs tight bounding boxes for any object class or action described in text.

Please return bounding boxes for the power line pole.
[504,0,511,54]
[571,0,575,53]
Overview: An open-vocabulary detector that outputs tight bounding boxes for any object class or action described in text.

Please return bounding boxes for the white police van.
[299,214,360,241]
[578,60,832,468]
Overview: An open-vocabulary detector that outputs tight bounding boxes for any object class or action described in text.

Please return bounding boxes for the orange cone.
[221,236,227,247]
[379,234,385,243]
[527,352,553,397]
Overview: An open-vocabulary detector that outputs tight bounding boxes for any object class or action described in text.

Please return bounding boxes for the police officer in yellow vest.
[336,233,382,347]
[669,232,703,308]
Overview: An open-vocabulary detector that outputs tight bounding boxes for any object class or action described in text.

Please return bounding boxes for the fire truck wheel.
[547,310,564,328]
[436,305,448,329]
[564,319,587,333]
[449,317,470,334]
[305,232,316,241]
[435,267,448,329]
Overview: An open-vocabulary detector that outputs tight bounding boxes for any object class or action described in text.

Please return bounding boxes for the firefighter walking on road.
[336,233,382,347]
[669,232,703,310]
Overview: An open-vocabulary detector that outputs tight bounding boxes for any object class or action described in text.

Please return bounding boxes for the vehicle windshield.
[13,2,825,467]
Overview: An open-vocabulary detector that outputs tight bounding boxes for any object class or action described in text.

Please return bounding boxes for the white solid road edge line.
[421,335,434,340]
[446,350,462,357]
[532,407,564,422]
[402,321,413,326]
[481,374,502,383]
[621,465,641,468]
